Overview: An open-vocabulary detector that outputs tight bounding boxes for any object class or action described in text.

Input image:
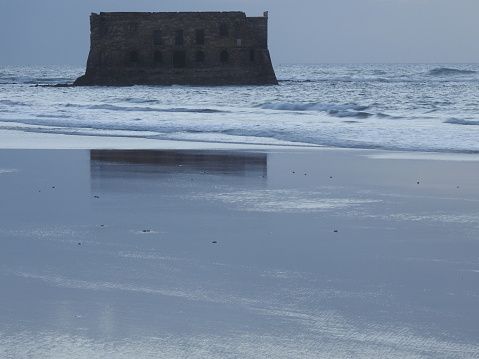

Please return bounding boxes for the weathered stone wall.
[74,11,278,86]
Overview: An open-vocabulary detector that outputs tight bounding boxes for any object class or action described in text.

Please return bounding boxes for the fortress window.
[154,30,163,45]
[235,24,242,38]
[129,50,139,63]
[100,19,108,37]
[220,24,228,37]
[220,50,229,63]
[154,51,163,63]
[128,23,138,36]
[249,49,255,62]
[196,29,205,45]
[175,30,184,45]
[196,51,205,62]
[173,51,186,68]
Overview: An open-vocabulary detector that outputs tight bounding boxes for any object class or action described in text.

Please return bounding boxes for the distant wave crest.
[0,76,73,85]
[428,67,476,76]
[65,103,225,114]
[261,102,368,112]
[444,118,479,126]
[0,100,26,106]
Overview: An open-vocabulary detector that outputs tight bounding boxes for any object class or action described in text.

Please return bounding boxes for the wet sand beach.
[1,147,478,358]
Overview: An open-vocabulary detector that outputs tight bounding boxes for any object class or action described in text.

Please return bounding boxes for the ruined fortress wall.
[74,12,278,86]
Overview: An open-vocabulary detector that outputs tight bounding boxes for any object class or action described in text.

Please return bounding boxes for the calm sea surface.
[1,63,478,152]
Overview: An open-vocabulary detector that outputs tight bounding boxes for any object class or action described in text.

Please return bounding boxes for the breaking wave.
[260,102,373,118]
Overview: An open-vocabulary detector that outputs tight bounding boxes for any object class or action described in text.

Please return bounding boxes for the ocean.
[1,63,479,152]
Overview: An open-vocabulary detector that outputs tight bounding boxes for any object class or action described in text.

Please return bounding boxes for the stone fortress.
[74,11,278,86]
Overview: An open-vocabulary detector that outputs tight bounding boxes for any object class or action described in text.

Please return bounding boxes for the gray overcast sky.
[1,0,478,65]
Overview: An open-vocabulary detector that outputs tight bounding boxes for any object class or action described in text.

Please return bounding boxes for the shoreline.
[1,145,479,358]
[2,127,479,162]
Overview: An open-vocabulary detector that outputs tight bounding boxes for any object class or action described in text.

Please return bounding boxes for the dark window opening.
[235,24,242,38]
[154,30,163,45]
[220,24,228,37]
[249,49,255,62]
[173,51,186,68]
[196,29,205,45]
[175,30,184,45]
[154,51,163,63]
[129,50,139,63]
[196,51,205,62]
[220,50,229,63]
[128,23,138,36]
[100,20,108,37]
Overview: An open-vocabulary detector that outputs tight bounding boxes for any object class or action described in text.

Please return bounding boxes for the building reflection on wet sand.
[90,150,267,177]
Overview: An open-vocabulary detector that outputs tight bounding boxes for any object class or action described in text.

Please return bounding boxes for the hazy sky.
[1,0,478,65]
